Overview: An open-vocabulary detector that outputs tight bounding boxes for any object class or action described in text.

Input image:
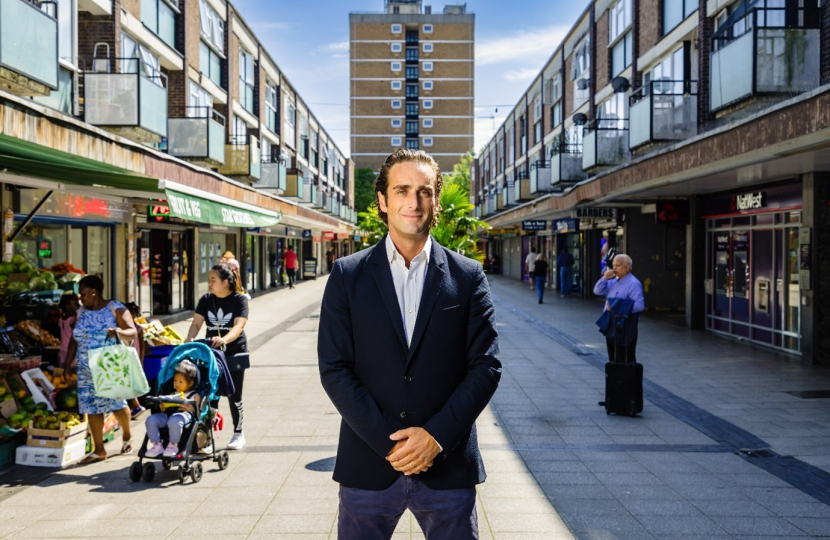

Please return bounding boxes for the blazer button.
[404,376,412,383]
[399,411,407,419]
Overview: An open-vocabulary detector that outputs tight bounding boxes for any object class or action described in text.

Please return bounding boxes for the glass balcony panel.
[139,74,167,137]
[208,118,224,163]
[629,95,651,148]
[755,28,819,93]
[168,118,208,157]
[85,73,139,126]
[710,32,755,110]
[582,130,598,170]
[278,163,287,191]
[0,0,59,90]
[653,92,696,140]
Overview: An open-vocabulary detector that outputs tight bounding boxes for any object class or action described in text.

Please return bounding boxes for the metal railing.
[629,80,698,149]
[168,106,225,163]
[710,6,820,111]
[84,57,168,137]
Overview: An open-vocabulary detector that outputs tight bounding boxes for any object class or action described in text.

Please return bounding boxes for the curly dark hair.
[372,149,443,227]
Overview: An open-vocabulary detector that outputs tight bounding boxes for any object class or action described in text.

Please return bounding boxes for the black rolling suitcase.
[599,314,643,417]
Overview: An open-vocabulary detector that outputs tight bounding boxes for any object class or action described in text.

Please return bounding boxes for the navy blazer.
[318,235,501,490]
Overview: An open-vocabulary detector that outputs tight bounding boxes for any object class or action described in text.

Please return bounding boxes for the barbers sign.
[573,208,618,220]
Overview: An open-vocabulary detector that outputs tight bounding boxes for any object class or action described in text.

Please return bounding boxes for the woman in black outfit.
[185,264,249,450]
[533,254,549,304]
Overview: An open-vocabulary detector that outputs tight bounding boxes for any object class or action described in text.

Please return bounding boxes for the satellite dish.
[573,112,588,126]
[611,76,630,93]
[576,78,590,90]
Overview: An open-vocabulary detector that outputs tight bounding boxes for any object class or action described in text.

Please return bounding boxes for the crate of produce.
[0,376,18,420]
[26,413,86,448]
[15,437,86,468]
[0,355,41,374]
[15,321,61,348]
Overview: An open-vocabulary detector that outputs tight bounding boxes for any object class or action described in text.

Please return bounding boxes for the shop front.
[552,217,582,293]
[10,189,132,299]
[576,208,625,298]
[242,226,304,293]
[702,182,803,354]
[139,181,281,316]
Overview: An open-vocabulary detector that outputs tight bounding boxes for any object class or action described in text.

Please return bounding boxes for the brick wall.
[631,0,642,89]
[122,0,139,18]
[639,0,661,53]
[168,70,186,118]
[596,12,610,93]
[588,5,596,121]
[564,57,574,118]
[185,0,201,71]
[822,1,830,84]
[697,0,712,127]
[78,8,118,72]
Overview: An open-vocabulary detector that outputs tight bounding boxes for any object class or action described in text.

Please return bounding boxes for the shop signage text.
[522,220,547,231]
[574,208,618,219]
[164,189,281,228]
[732,192,766,211]
[323,231,336,240]
[553,218,579,233]
[302,230,312,238]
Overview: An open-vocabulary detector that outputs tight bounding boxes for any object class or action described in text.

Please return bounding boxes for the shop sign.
[323,231,336,240]
[19,190,131,221]
[655,201,689,225]
[354,235,362,242]
[522,220,547,231]
[285,227,297,237]
[37,237,52,258]
[574,207,618,220]
[302,229,312,238]
[552,218,579,233]
[337,233,349,240]
[732,191,766,211]
[164,190,281,228]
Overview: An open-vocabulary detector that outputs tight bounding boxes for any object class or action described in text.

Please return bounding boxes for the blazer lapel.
[370,236,408,350]
[406,242,447,364]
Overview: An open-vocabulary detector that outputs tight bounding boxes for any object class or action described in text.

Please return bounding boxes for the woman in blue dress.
[67,275,137,464]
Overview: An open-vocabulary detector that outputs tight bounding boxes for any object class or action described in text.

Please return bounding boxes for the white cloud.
[504,68,540,82]
[477,25,569,66]
[322,41,350,52]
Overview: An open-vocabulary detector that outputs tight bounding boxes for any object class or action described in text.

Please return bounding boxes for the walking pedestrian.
[525,246,538,289]
[533,254,549,304]
[185,264,249,450]
[593,254,644,363]
[284,245,298,289]
[66,275,136,464]
[556,248,575,297]
[318,148,501,540]
[325,248,335,273]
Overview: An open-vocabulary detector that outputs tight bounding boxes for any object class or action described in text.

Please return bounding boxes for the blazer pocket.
[433,304,463,320]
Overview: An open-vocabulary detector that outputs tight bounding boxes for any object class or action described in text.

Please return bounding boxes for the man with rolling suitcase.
[594,254,644,416]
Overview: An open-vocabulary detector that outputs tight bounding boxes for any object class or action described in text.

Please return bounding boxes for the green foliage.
[445,152,473,193]
[354,183,488,263]
[353,168,377,214]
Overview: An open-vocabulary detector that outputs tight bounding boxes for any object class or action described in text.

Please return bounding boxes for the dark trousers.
[606,332,638,363]
[286,268,296,287]
[210,369,245,433]
[338,475,478,540]
[559,266,573,295]
[535,277,546,301]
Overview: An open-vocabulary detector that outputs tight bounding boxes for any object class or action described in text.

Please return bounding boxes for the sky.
[229,0,586,158]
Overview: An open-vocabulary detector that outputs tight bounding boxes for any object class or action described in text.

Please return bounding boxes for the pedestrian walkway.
[0,274,829,539]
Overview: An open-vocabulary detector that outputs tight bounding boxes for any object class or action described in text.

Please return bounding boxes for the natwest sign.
[574,207,618,220]
[732,192,766,211]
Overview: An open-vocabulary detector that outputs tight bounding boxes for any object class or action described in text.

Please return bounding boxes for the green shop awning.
[160,180,282,228]
[0,133,158,192]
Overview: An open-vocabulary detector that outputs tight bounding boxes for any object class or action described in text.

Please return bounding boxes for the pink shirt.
[59,317,73,366]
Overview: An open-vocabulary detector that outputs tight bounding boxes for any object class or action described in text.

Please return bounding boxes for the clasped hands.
[386,427,440,476]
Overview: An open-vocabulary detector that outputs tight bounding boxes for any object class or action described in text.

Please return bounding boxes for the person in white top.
[525,248,538,289]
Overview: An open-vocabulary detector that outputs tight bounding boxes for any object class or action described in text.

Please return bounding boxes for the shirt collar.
[386,234,432,266]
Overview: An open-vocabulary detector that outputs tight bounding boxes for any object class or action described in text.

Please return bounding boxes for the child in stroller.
[144,359,200,458]
[129,342,229,484]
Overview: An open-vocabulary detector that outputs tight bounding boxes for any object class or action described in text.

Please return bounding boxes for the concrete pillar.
[801,173,830,366]
[686,196,706,330]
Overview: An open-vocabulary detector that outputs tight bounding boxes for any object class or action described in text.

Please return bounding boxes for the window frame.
[391,24,402,34]
[238,46,255,113]
[609,0,633,44]
[423,61,433,72]
[422,80,433,90]
[284,99,296,149]
[610,30,634,77]
[391,136,402,146]
[422,24,433,34]
[422,118,433,128]
[391,118,402,128]
[141,0,178,50]
[391,99,402,109]
[422,43,434,53]
[423,137,434,147]
[391,61,402,72]
[391,42,402,53]
[662,0,697,36]
[423,99,433,109]
[265,81,279,134]
[391,80,402,90]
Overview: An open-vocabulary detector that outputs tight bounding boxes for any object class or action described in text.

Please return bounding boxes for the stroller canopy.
[156,342,221,415]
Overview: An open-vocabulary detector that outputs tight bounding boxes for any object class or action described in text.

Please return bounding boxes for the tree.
[355,183,488,263]
[353,168,377,214]
[445,152,473,193]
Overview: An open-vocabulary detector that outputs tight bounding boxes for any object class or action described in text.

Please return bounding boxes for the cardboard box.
[26,414,87,448]
[20,368,54,411]
[0,377,17,420]
[15,438,86,468]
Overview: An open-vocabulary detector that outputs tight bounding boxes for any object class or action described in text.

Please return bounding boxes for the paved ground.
[1,273,829,539]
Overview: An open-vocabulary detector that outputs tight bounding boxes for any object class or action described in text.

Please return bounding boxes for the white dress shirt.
[386,234,432,347]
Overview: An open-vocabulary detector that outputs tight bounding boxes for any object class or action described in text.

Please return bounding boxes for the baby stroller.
[129,342,230,484]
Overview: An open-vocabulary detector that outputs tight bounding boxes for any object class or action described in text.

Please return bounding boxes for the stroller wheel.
[177,465,187,483]
[190,462,203,483]
[141,462,155,482]
[162,459,173,470]
[217,451,229,471]
[129,462,142,482]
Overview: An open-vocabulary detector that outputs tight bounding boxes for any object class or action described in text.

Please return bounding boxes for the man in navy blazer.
[318,149,501,539]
